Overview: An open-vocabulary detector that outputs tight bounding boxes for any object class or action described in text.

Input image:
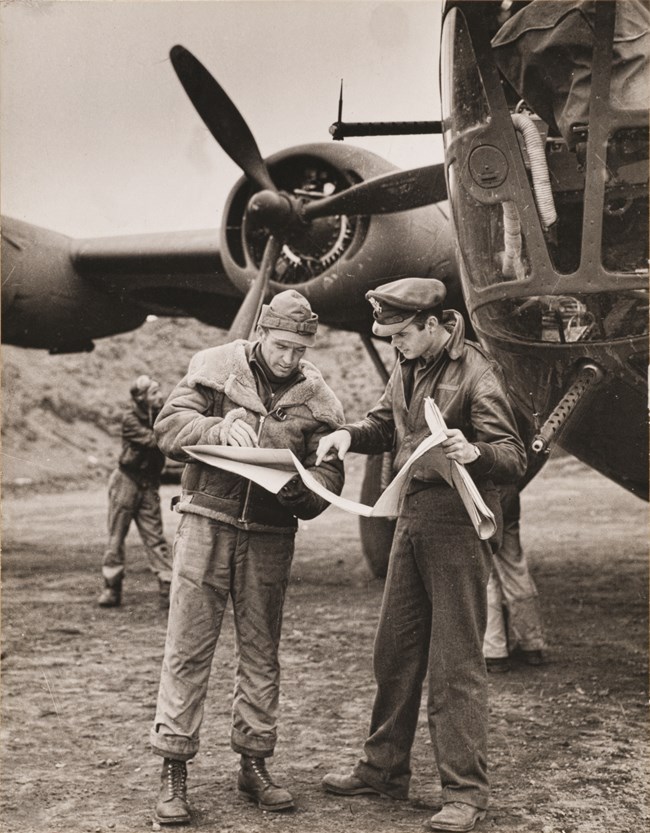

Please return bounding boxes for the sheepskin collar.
[187,339,344,428]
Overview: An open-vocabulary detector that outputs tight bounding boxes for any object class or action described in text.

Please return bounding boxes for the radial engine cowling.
[219,142,456,332]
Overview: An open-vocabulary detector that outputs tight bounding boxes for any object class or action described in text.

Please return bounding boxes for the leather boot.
[521,649,544,666]
[430,802,486,831]
[98,579,122,608]
[238,755,294,811]
[485,656,511,673]
[155,758,191,825]
[158,580,171,611]
[322,771,382,796]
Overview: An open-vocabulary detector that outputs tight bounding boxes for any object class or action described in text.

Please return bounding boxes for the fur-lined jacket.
[154,340,345,533]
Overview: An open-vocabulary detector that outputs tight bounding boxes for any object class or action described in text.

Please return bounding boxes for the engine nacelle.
[219,143,458,331]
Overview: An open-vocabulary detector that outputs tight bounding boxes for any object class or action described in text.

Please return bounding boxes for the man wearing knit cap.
[317,277,526,832]
[149,289,344,824]
[98,374,172,610]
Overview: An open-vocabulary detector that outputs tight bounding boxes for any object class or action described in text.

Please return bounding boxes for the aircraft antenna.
[329,72,442,141]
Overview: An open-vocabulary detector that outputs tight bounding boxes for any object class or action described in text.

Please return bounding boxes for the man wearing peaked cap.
[317,277,526,832]
[148,288,344,824]
[366,277,447,337]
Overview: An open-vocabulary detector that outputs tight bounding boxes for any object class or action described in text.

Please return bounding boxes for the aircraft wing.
[1,218,245,351]
[74,228,242,328]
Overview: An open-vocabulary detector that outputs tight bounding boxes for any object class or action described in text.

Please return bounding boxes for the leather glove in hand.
[277,475,306,501]
[276,474,327,520]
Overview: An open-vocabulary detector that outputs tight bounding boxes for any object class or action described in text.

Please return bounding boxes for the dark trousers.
[354,485,495,809]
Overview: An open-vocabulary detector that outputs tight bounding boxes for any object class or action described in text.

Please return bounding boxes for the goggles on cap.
[259,306,318,334]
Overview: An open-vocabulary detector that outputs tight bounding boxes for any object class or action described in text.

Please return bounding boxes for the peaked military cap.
[366,278,447,336]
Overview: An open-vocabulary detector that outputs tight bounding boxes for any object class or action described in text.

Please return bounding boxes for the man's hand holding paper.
[441,428,481,465]
[182,396,496,538]
[222,418,259,448]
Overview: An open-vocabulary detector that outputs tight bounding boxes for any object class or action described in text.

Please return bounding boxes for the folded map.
[183,397,496,539]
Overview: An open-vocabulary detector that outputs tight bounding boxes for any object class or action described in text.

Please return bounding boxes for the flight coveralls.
[483,484,545,659]
[149,339,344,761]
[344,312,526,810]
[102,401,172,588]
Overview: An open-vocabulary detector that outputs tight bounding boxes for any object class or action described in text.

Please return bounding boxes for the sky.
[1,0,444,239]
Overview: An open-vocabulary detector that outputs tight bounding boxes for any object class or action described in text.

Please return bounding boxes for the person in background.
[98,375,173,610]
[149,290,345,826]
[315,277,526,833]
[483,484,545,672]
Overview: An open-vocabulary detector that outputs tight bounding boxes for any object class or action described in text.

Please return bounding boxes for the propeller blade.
[170,45,276,192]
[227,236,283,341]
[302,164,447,220]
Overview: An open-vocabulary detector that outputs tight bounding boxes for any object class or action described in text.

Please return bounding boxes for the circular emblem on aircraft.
[468,145,508,189]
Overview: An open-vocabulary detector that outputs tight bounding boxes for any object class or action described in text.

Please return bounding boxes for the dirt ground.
[1,454,648,833]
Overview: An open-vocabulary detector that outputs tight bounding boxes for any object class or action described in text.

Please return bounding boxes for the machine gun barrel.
[329,120,443,140]
[531,363,605,454]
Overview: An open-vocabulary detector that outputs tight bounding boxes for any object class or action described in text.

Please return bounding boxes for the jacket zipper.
[237,372,298,524]
[238,413,267,523]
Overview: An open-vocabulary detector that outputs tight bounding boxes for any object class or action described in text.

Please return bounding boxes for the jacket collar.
[186,339,344,428]
[399,309,466,370]
[248,341,305,389]
[131,399,156,426]
[443,310,466,360]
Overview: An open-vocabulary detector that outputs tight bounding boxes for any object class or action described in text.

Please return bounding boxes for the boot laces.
[249,758,275,789]
[165,759,187,799]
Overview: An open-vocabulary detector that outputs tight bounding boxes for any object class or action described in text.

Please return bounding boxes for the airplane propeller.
[170,43,448,225]
[170,45,276,193]
[169,44,448,335]
[300,164,447,219]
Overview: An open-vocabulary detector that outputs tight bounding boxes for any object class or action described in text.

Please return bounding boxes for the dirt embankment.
[2,318,388,490]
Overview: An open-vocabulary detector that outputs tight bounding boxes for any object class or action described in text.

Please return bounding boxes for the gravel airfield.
[1,452,648,833]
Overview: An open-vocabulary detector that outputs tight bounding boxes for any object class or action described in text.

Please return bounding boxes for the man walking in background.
[98,375,172,610]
